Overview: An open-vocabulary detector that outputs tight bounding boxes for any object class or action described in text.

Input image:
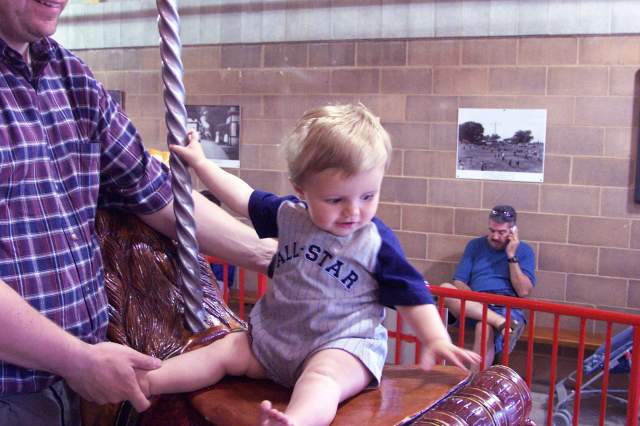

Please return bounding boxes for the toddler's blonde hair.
[283,103,391,186]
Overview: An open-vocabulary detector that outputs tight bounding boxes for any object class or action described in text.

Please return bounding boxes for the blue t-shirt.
[453,237,536,297]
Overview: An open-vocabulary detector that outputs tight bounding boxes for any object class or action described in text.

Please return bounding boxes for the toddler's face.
[295,165,385,237]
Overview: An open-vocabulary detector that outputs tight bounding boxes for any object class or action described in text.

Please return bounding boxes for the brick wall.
[78,35,640,315]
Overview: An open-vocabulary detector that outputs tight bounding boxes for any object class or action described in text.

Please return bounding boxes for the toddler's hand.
[170,130,206,168]
[419,339,480,372]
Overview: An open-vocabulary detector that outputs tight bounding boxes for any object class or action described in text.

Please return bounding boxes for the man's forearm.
[195,206,276,274]
[509,264,533,297]
[0,280,86,377]
[140,193,276,274]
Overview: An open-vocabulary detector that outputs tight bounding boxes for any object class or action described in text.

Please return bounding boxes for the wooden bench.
[522,325,607,351]
[446,318,607,352]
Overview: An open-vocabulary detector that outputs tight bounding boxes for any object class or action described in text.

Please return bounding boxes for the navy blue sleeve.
[248,190,298,239]
[372,218,434,306]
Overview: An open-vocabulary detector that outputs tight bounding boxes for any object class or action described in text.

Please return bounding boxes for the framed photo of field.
[456,108,546,183]
[185,105,240,168]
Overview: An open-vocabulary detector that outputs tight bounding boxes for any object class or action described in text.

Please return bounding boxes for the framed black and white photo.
[185,105,240,168]
[456,108,546,183]
[107,90,125,111]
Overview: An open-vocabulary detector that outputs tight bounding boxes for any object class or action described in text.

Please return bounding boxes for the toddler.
[138,103,479,426]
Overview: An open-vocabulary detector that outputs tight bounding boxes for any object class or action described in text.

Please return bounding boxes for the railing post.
[238,268,246,319]
[222,262,229,304]
[546,314,560,426]
[480,304,488,370]
[599,322,613,426]
[501,306,512,365]
[525,309,535,387]
[627,326,640,425]
[572,317,587,426]
[459,300,466,348]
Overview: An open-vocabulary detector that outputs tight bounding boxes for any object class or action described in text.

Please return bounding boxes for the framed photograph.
[456,108,547,183]
[185,105,240,168]
[107,90,125,111]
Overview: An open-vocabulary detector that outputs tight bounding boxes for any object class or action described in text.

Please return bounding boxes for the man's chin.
[489,241,506,250]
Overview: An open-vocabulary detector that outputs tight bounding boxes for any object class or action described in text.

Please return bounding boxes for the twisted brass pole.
[156,0,206,332]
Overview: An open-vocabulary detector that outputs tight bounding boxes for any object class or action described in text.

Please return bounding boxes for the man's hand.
[419,339,481,372]
[505,225,520,258]
[135,368,152,399]
[62,342,161,412]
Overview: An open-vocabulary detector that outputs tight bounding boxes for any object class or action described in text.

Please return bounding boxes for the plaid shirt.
[0,37,173,394]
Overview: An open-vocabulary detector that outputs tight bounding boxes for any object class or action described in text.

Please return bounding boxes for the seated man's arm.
[452,279,472,291]
[508,263,533,297]
[506,226,534,298]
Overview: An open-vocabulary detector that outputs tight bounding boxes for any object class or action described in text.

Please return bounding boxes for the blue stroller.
[553,326,634,425]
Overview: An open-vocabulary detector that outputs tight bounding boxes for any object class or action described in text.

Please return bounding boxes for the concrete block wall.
[78,34,640,318]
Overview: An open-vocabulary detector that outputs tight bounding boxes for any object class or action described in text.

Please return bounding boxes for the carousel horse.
[80,208,534,426]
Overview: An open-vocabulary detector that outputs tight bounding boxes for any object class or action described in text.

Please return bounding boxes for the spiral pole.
[156,0,206,332]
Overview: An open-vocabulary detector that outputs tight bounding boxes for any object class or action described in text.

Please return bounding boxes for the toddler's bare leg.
[260,348,371,426]
[144,331,266,395]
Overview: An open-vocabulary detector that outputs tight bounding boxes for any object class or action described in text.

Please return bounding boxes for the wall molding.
[57,0,640,50]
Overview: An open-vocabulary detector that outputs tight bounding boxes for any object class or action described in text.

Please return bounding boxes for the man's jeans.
[0,380,80,426]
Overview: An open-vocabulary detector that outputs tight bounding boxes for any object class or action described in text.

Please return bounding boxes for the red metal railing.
[205,258,640,426]
[429,286,640,426]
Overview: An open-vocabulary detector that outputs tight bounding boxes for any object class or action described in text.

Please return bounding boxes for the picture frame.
[185,105,240,168]
[456,108,547,183]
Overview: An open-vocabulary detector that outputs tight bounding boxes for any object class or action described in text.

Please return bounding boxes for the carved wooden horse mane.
[96,208,245,360]
[82,208,246,425]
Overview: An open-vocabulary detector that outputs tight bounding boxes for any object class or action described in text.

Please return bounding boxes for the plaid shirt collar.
[0,36,55,71]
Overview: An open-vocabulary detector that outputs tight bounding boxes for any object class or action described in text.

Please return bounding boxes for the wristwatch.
[507,256,519,263]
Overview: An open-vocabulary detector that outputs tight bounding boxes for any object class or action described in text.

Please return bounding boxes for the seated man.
[441,205,536,367]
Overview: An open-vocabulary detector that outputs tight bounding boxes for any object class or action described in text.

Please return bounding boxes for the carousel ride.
[83,1,536,424]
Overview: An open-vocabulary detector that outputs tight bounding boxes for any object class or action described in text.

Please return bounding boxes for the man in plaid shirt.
[0,1,275,424]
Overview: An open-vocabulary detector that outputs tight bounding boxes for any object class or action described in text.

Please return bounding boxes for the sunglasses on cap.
[490,206,516,221]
